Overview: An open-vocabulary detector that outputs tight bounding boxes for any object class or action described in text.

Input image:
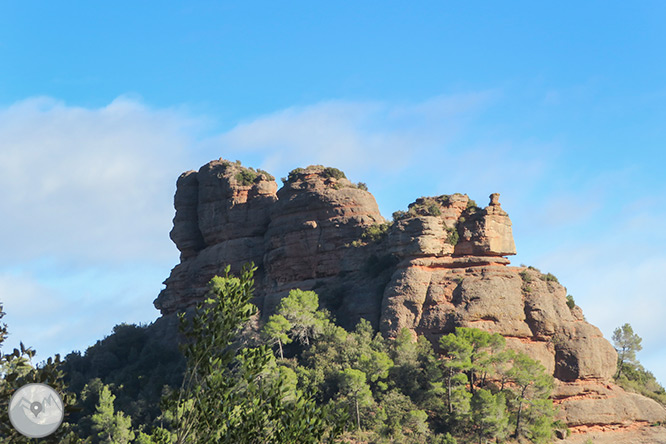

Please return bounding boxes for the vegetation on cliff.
[612,323,666,406]
[2,267,666,443]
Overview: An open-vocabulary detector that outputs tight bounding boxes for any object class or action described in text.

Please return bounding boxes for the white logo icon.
[8,383,64,438]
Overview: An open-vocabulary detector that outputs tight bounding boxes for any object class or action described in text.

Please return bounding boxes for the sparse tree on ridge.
[612,323,643,379]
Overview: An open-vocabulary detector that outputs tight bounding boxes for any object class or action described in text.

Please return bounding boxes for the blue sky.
[1,2,666,383]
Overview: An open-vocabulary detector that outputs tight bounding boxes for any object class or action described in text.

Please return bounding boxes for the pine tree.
[275,289,328,346]
[337,368,374,431]
[470,388,509,443]
[91,385,135,444]
[163,264,341,444]
[262,314,292,359]
[506,352,555,441]
[612,323,642,379]
[438,332,473,419]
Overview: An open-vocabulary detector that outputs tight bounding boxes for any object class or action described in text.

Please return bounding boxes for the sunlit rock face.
[155,159,666,442]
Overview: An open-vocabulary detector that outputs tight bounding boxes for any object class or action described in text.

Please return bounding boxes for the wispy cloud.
[0,96,201,358]
[210,91,499,183]
[1,93,665,389]
[0,96,197,265]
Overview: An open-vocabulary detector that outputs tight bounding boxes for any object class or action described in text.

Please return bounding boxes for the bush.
[541,273,559,283]
[566,295,576,309]
[363,223,391,243]
[351,222,391,247]
[427,203,442,216]
[287,167,305,182]
[357,182,368,191]
[392,211,407,221]
[406,197,444,218]
[235,169,258,185]
[322,167,346,180]
[256,168,275,181]
[445,226,459,245]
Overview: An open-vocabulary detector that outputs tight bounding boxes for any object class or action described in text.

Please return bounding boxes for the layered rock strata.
[155,160,666,442]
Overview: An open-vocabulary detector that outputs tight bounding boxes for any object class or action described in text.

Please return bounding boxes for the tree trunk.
[355,397,361,430]
[447,368,453,414]
[278,339,284,360]
[514,385,528,438]
[514,400,523,438]
[615,347,626,379]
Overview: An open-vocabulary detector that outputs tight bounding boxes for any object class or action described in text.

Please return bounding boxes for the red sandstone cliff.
[155,160,666,443]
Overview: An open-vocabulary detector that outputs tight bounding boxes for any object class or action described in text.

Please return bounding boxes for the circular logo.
[8,383,64,438]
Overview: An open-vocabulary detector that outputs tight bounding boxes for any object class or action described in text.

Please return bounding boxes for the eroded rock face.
[454,195,517,256]
[264,167,383,285]
[156,161,666,441]
[170,171,205,260]
[155,160,277,314]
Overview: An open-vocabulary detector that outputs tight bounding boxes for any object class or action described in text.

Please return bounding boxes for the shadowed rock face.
[156,159,277,314]
[155,159,666,442]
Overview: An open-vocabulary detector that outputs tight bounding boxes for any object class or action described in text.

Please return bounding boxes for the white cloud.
[0,96,198,265]
[209,92,498,183]
[0,96,204,360]
[1,93,665,391]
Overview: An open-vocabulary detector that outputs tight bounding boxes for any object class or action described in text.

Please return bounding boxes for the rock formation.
[155,159,666,443]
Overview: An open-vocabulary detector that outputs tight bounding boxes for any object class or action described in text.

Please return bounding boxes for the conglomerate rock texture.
[154,159,666,443]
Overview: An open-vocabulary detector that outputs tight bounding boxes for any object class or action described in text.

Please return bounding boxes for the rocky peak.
[155,159,666,443]
[454,193,516,257]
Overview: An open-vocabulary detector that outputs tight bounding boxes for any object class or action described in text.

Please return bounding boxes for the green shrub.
[364,223,391,242]
[256,168,275,181]
[427,203,441,216]
[445,226,459,245]
[392,211,407,221]
[235,169,258,185]
[287,167,305,182]
[541,273,559,283]
[404,197,444,218]
[566,295,576,309]
[520,270,534,294]
[322,167,346,180]
[519,270,532,283]
[357,182,368,191]
[466,199,478,210]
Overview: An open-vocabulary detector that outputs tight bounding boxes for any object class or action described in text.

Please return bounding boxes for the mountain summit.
[155,159,666,443]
